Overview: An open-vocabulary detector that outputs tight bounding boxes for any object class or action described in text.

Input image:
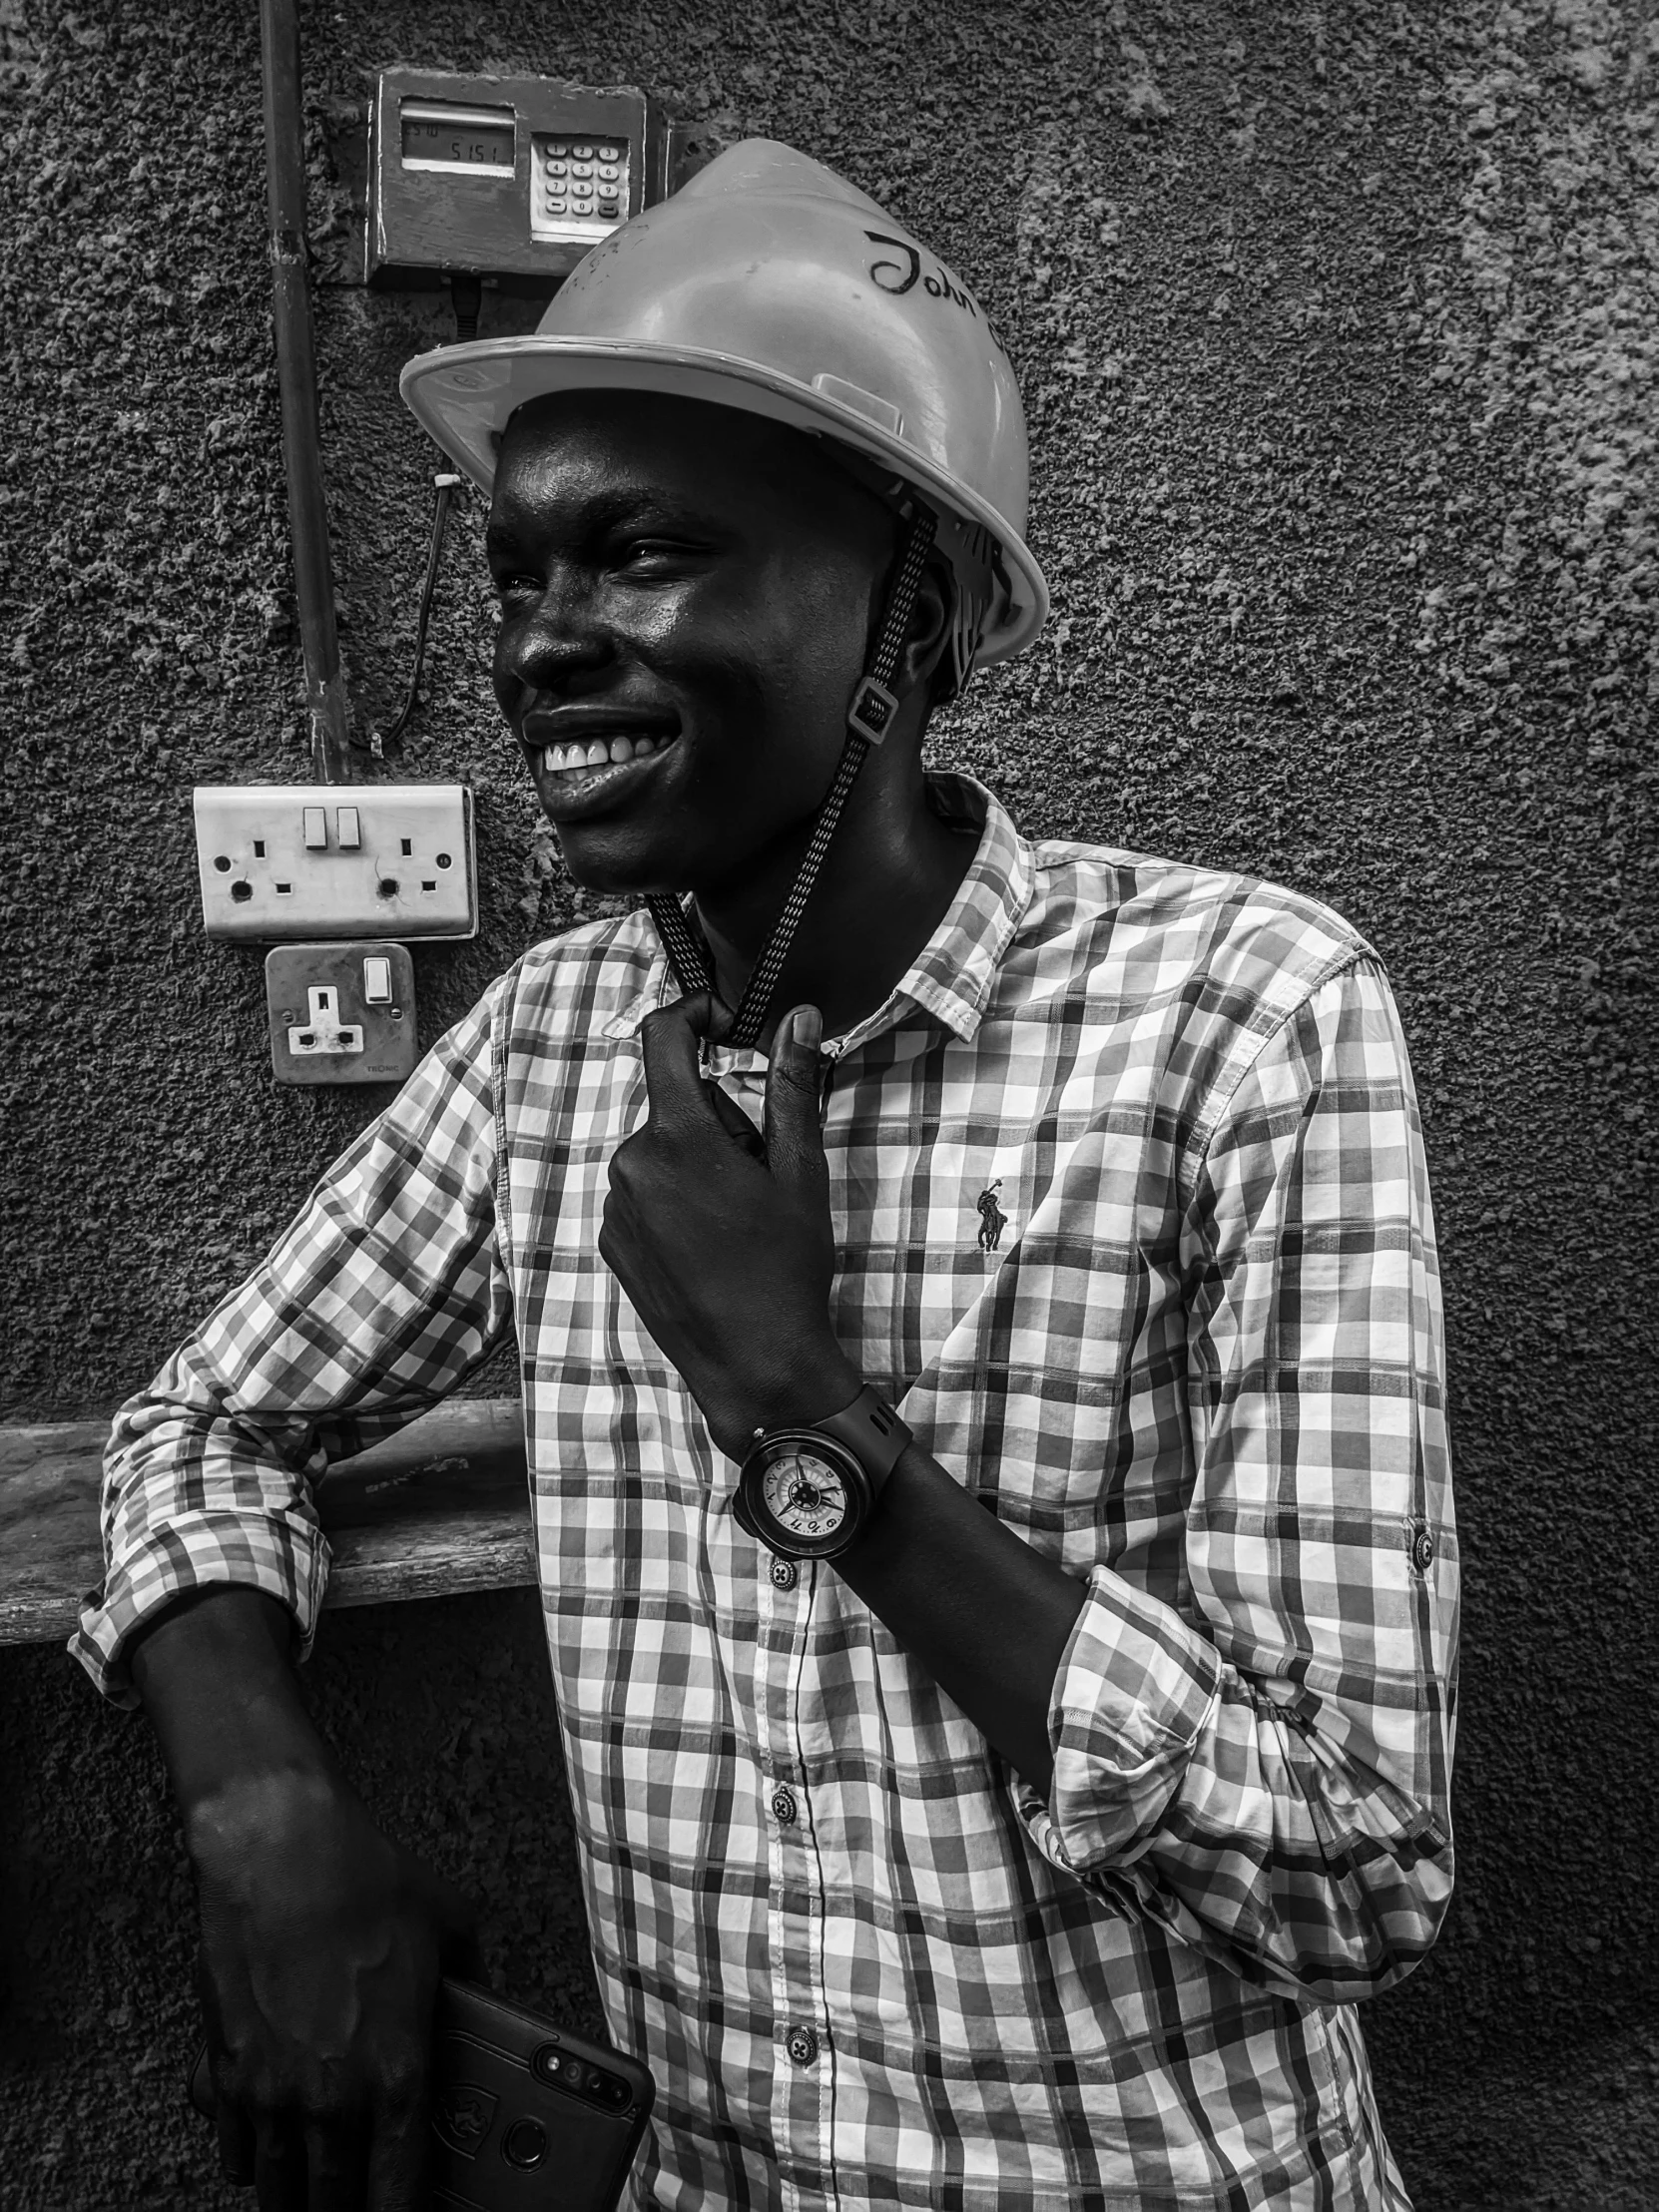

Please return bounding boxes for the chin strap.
[646,500,937,1052]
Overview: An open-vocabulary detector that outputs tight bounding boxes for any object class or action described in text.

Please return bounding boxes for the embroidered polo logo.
[976,1180,1008,1253]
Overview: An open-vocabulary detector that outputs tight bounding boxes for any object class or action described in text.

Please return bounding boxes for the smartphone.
[188,1977,654,2210]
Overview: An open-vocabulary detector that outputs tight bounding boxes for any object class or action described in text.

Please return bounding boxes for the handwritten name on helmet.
[865,232,981,315]
[863,232,1010,358]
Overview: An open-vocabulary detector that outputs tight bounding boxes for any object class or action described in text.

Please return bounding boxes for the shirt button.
[786,2025,819,2067]
[771,1787,798,1825]
[769,1556,798,1591]
[1410,1523,1436,1573]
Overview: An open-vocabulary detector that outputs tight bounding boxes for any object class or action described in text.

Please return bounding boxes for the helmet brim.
[399,335,1049,667]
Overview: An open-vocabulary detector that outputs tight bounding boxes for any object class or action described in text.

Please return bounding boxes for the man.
[75,143,1456,2210]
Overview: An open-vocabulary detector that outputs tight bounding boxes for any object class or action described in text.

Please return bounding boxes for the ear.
[892,552,953,705]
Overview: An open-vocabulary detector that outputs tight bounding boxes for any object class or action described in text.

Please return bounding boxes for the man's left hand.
[599,994,860,1459]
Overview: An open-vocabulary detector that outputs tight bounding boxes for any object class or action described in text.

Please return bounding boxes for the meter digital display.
[399,101,516,177]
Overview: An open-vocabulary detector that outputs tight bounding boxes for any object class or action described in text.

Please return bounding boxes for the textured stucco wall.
[3,2,1656,2205]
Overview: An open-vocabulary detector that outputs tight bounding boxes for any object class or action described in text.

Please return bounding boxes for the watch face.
[761,1448,850,1544]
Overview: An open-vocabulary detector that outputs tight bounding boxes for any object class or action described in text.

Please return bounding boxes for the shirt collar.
[602,771,1033,1051]
[883,771,1032,1043]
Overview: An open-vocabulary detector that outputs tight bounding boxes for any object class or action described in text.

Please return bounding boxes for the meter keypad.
[531,134,630,241]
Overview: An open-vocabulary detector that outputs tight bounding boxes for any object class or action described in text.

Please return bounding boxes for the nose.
[497,573,617,707]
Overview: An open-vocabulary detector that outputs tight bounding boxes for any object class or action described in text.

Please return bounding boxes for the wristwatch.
[734,1386,912,1562]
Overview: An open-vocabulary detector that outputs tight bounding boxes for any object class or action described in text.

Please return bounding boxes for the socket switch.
[196,784,476,941]
[265,942,418,1087]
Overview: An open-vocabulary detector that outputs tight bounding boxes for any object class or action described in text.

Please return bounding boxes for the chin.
[551,818,703,900]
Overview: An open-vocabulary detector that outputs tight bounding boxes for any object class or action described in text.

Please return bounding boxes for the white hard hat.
[400,138,1048,681]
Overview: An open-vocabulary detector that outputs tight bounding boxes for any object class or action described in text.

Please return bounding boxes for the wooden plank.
[0,1399,536,1647]
[0,1420,107,1646]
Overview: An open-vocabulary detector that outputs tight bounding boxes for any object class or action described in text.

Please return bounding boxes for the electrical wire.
[370,471,463,758]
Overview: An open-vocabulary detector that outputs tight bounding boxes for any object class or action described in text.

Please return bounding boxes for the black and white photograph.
[1,3,1653,2207]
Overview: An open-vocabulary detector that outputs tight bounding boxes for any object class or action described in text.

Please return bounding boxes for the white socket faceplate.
[194,784,477,941]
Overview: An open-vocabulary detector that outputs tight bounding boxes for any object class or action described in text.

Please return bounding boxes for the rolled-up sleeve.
[71,981,513,1705]
[1017,958,1457,2004]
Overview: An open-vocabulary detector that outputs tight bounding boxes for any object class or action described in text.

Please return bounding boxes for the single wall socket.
[265,942,418,1086]
[195,785,477,941]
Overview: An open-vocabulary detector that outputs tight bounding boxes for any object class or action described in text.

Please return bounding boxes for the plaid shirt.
[77,776,1456,2211]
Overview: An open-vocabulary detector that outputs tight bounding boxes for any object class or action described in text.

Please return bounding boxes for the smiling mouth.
[520,708,681,818]
[538,731,675,779]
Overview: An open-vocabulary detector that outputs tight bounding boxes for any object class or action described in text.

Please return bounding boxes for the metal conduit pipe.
[260,0,351,783]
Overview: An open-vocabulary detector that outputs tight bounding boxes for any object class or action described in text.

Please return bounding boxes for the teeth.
[540,733,668,775]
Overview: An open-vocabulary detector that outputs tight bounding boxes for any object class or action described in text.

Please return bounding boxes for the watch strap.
[806,1385,911,1498]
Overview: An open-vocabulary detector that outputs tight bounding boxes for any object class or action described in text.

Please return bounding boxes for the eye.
[614,535,703,573]
[492,571,542,607]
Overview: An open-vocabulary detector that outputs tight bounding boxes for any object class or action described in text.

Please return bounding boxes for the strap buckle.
[846,677,899,746]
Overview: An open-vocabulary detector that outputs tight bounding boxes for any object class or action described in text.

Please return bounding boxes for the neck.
[691,754,973,1049]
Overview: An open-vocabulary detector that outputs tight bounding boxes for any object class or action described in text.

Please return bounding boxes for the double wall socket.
[195,785,477,941]
[265,942,418,1086]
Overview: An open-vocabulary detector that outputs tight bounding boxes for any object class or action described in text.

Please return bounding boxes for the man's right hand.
[130,1586,480,2210]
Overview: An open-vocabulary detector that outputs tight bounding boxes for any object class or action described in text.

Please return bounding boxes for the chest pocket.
[897,1121,1190,1575]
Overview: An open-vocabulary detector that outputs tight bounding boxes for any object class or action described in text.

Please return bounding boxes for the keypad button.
[771,1787,798,1826]
[599,163,620,181]
[599,143,620,159]
[572,161,595,178]
[547,159,568,176]
[786,2025,819,2067]
[769,1556,798,1591]
[573,143,594,158]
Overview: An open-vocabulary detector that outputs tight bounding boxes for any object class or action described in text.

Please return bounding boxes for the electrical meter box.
[368,68,669,288]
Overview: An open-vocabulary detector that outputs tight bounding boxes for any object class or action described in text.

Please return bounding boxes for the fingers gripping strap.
[644,503,937,1047]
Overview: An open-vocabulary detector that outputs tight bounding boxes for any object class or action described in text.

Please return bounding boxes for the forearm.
[129,1585,339,1839]
[831,1442,1086,1796]
[128,1585,478,2192]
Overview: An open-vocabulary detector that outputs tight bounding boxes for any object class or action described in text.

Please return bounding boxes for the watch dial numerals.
[763,1449,848,1539]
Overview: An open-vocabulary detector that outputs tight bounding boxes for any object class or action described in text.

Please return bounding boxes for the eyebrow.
[485,485,721,559]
